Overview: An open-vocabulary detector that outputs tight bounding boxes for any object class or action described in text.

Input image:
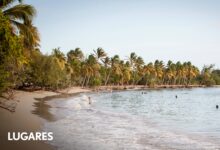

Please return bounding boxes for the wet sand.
[0,87,90,150]
[0,85,208,150]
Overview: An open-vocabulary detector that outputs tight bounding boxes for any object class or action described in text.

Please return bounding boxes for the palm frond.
[3,4,36,23]
[0,0,22,9]
[11,20,40,49]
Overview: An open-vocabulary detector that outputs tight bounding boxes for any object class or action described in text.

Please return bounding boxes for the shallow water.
[44,88,220,150]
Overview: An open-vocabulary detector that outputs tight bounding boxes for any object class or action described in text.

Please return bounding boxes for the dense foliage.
[0,1,220,96]
[23,47,218,89]
[0,11,25,93]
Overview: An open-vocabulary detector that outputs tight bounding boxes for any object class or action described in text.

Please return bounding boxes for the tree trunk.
[105,71,111,86]
[81,77,86,88]
[86,76,90,87]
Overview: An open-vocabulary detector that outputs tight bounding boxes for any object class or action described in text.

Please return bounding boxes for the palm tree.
[52,48,66,70]
[81,55,100,87]
[0,0,39,50]
[103,56,111,85]
[165,60,176,84]
[128,52,137,69]
[93,47,107,63]
[67,48,84,62]
[128,52,137,85]
[67,48,84,85]
[175,61,182,84]
[121,61,131,85]
[116,60,131,85]
[111,55,122,85]
[154,60,164,84]
[143,63,156,86]
[134,56,144,85]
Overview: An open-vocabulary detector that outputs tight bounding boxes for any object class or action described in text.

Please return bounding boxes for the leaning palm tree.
[0,0,39,50]
[103,56,111,85]
[81,55,100,87]
[93,47,107,63]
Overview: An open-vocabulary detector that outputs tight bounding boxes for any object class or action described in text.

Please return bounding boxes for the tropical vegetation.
[1,0,220,97]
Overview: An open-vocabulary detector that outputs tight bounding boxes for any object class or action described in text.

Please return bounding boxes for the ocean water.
[44,88,220,150]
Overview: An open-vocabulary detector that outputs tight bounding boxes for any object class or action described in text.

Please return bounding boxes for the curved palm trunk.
[105,71,111,86]
[86,76,90,87]
[81,76,86,87]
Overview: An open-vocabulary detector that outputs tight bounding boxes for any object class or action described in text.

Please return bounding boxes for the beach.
[0,87,90,150]
[43,87,220,150]
[1,86,219,150]
[1,0,220,149]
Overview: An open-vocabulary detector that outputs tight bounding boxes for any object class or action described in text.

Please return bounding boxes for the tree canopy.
[0,1,220,96]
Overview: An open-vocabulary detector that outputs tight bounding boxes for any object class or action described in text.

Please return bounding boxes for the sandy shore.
[0,87,90,150]
[0,85,207,150]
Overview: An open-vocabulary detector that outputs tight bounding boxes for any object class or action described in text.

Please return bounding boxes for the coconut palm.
[185,62,199,85]
[175,61,183,84]
[117,60,131,85]
[165,60,176,84]
[0,0,39,50]
[52,48,66,70]
[82,55,100,87]
[67,48,84,62]
[122,61,131,85]
[154,60,164,84]
[110,55,122,85]
[103,56,111,85]
[143,63,156,86]
[128,52,137,85]
[93,47,107,63]
[67,48,84,85]
[134,56,144,85]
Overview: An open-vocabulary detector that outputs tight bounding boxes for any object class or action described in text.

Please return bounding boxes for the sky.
[26,0,220,69]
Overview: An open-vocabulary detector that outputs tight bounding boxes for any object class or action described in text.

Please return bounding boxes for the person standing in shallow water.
[88,96,92,105]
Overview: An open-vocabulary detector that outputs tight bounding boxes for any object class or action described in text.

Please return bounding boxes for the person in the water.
[88,96,92,105]
[175,95,178,98]
[216,105,219,109]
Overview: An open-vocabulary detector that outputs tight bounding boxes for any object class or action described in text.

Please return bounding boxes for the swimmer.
[216,105,219,109]
[88,96,92,105]
[175,95,178,99]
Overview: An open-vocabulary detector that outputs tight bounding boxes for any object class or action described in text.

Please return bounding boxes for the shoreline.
[96,84,206,91]
[0,85,218,150]
[40,86,220,150]
[0,87,91,150]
